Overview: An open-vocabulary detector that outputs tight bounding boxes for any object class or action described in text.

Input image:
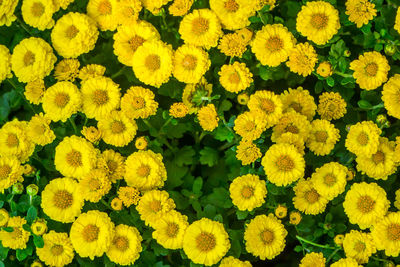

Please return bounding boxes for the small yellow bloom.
[135,136,148,150]
[286,42,318,77]
[275,205,287,219]
[0,209,9,227]
[289,211,302,225]
[54,59,80,82]
[81,126,102,143]
[317,92,347,121]
[334,234,344,246]
[197,104,219,131]
[237,93,249,105]
[31,218,47,236]
[169,102,189,118]
[299,252,326,267]
[219,62,253,93]
[111,198,123,211]
[316,61,333,77]
[229,174,267,211]
[118,186,141,207]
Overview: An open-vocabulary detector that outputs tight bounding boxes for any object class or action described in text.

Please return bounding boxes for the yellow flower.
[54,59,80,82]
[197,104,219,131]
[345,121,381,157]
[251,24,295,67]
[101,149,125,183]
[51,12,99,58]
[229,174,267,211]
[271,111,311,142]
[343,182,390,229]
[281,87,316,120]
[237,93,249,105]
[70,210,115,260]
[262,143,305,186]
[118,186,140,207]
[179,9,223,49]
[234,110,268,140]
[296,1,340,45]
[27,113,55,146]
[152,210,189,249]
[11,37,57,83]
[219,256,251,267]
[244,214,287,260]
[0,216,30,249]
[345,0,377,28]
[382,74,400,119]
[116,0,142,26]
[23,164,35,176]
[350,51,390,90]
[396,7,400,34]
[78,64,106,81]
[169,102,189,118]
[53,0,74,10]
[316,61,333,77]
[248,90,283,127]
[306,119,340,156]
[275,132,305,155]
[42,81,82,122]
[218,30,251,58]
[79,169,111,202]
[371,212,400,257]
[236,139,262,165]
[111,198,123,211]
[31,218,47,235]
[36,231,74,267]
[21,0,55,30]
[121,86,158,119]
[219,62,253,93]
[169,0,193,16]
[275,205,287,219]
[330,258,361,267]
[106,224,142,266]
[87,0,118,31]
[24,79,45,105]
[54,136,98,179]
[132,40,173,88]
[0,45,12,82]
[113,21,160,66]
[81,126,102,143]
[182,77,213,113]
[299,252,326,267]
[395,189,400,210]
[311,162,348,201]
[293,179,328,215]
[289,211,302,225]
[343,230,376,264]
[209,0,256,30]
[136,190,176,227]
[135,136,148,150]
[124,150,167,190]
[173,44,210,84]
[141,0,171,14]
[183,218,230,266]
[255,0,276,11]
[334,234,344,246]
[286,42,318,77]
[317,91,347,120]
[0,209,9,227]
[0,0,18,26]
[0,156,24,193]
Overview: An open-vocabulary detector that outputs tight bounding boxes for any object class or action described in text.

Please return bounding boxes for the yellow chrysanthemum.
[345,0,376,28]
[179,9,222,49]
[345,121,381,156]
[111,198,123,210]
[317,91,347,120]
[24,79,45,105]
[106,224,142,266]
[343,182,390,229]
[21,0,55,30]
[236,139,262,165]
[293,178,329,215]
[286,42,318,77]
[311,162,348,201]
[11,37,56,83]
[219,256,251,267]
[299,252,326,267]
[275,132,305,155]
[183,218,230,266]
[0,209,9,227]
[197,104,219,131]
[371,212,400,257]
[42,81,81,122]
[70,210,115,260]
[229,174,267,211]
[289,211,302,225]
[271,111,311,142]
[81,126,102,143]
[209,0,256,30]
[0,45,12,82]
[0,156,23,193]
[306,119,340,156]
[141,0,171,14]
[118,186,140,207]
[237,93,249,104]
[121,86,158,119]
[31,219,47,236]
[41,177,84,223]
[53,0,74,10]
[251,24,295,67]
[79,169,111,202]
[281,87,316,120]
[135,136,148,150]
[395,7,400,34]
[0,216,30,249]
[261,143,305,186]
[247,90,283,127]
[219,62,253,93]
[136,190,176,227]
[182,77,213,113]
[255,0,276,11]
[330,258,361,267]
[78,64,106,80]
[169,0,193,16]
[132,40,173,88]
[244,214,287,260]
[87,0,118,31]
[316,61,333,77]
[169,102,189,118]
[124,150,167,190]
[343,230,376,264]
[350,51,390,90]
[218,30,251,58]
[394,189,400,211]
[51,12,99,58]
[382,74,400,119]
[234,110,267,140]
[36,231,74,267]
[101,149,125,183]
[54,59,80,82]
[296,1,340,45]
[0,0,18,26]
[173,44,210,84]
[152,210,189,250]
[116,0,142,25]
[113,21,160,66]
[27,113,55,146]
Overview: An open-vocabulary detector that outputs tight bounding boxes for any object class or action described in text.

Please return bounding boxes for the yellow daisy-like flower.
[244,214,287,260]
[173,44,210,84]
[87,0,118,31]
[182,77,213,113]
[311,162,348,201]
[334,234,344,246]
[100,149,125,183]
[81,76,121,120]
[343,182,390,229]
[36,231,74,267]
[183,218,230,266]
[395,7,400,34]
[24,79,45,104]
[106,224,142,266]
[41,177,84,223]
[343,230,376,264]
[152,210,189,250]
[42,81,81,122]
[236,139,262,165]
[0,0,18,26]
[54,59,80,82]
[132,40,173,88]
[255,0,276,11]
[229,174,267,211]
[79,64,106,80]
[296,1,340,45]
[299,252,326,267]
[317,91,347,120]
[136,190,176,227]
[289,211,302,225]
[51,12,99,58]
[261,143,305,186]
[116,0,142,26]
[53,0,74,10]
[219,256,251,267]
[281,87,316,120]
[121,86,158,119]
[124,150,167,190]
[330,258,360,267]
[219,62,253,93]
[218,30,251,58]
[113,21,160,66]
[345,121,381,156]
[31,219,47,236]
[169,102,189,118]
[111,198,123,210]
[273,205,287,218]
[0,209,9,227]
[79,169,111,202]
[21,0,55,30]
[81,126,102,143]
[141,0,171,14]
[169,0,193,16]
[0,44,12,82]
[395,189,400,210]
[345,0,376,28]
[135,136,148,150]
[286,42,318,77]
[197,104,219,131]
[27,113,55,146]
[11,37,57,83]
[118,186,140,207]
[350,51,390,90]
[306,119,340,156]
[293,179,329,215]
[0,156,24,193]
[247,90,283,127]
[316,61,333,77]
[371,212,400,257]
[382,74,400,119]
[70,210,115,260]
[275,132,305,155]
[209,0,255,30]
[271,111,311,142]
[179,9,223,49]
[234,110,268,140]
[0,216,30,249]
[251,24,295,67]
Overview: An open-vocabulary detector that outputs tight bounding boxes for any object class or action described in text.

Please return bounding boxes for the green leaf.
[165,161,188,189]
[192,177,203,195]
[214,125,235,143]
[326,77,335,87]
[26,206,37,224]
[203,204,216,219]
[33,235,44,248]
[219,100,232,112]
[174,146,195,167]
[358,100,372,109]
[2,227,13,232]
[315,81,323,94]
[199,147,219,167]
[294,245,303,252]
[207,188,233,208]
[259,66,271,81]
[236,210,248,220]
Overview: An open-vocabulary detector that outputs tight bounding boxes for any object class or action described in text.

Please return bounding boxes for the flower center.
[166,222,179,237]
[34,124,46,135]
[145,54,161,71]
[0,165,11,180]
[24,51,35,66]
[224,0,239,12]
[241,186,254,199]
[357,132,369,146]
[315,130,328,142]
[266,36,284,52]
[31,2,45,17]
[304,188,320,204]
[353,241,366,252]
[98,0,112,15]
[228,72,241,84]
[324,173,336,187]
[54,92,70,108]
[82,224,99,242]
[365,62,378,77]
[113,236,129,251]
[387,223,400,241]
[51,244,64,256]
[191,17,209,35]
[260,229,274,244]
[275,155,295,172]
[65,25,79,39]
[357,195,375,213]
[6,133,19,147]
[289,102,302,113]
[196,232,216,251]
[66,150,82,167]
[92,90,109,106]
[53,190,73,209]
[260,99,276,113]
[372,151,385,165]
[285,124,299,134]
[182,55,197,70]
[107,160,118,173]
[244,121,255,131]
[128,35,145,52]
[110,121,126,134]
[149,200,161,212]
[131,96,145,109]
[311,13,329,30]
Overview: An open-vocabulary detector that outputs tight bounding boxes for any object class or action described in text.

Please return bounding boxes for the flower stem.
[334,71,353,78]
[326,247,341,263]
[296,235,336,250]
[257,11,267,25]
[101,199,112,210]
[69,117,78,134]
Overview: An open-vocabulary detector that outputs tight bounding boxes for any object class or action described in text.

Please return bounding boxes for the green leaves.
[199,147,219,167]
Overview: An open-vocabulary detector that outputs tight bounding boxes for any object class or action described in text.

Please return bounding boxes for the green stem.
[111,66,127,79]
[199,131,207,143]
[162,138,175,152]
[229,57,234,64]
[326,248,340,263]
[162,117,172,129]
[371,256,391,263]
[17,18,33,36]
[296,235,336,250]
[101,199,112,210]
[257,11,267,25]
[69,117,78,134]
[7,79,36,114]
[334,71,353,78]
